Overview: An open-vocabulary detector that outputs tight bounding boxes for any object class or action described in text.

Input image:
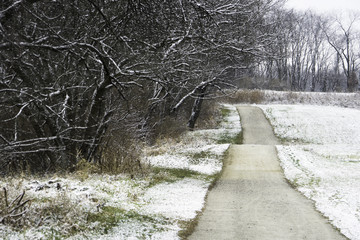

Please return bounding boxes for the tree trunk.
[187,87,206,131]
[348,71,358,92]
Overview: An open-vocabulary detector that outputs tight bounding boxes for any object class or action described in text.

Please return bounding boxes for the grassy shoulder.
[177,147,229,239]
[0,103,241,239]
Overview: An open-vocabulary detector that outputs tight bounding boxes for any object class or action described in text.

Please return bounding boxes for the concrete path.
[189,106,345,240]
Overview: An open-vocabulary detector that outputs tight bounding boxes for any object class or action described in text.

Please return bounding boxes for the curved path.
[189,106,345,240]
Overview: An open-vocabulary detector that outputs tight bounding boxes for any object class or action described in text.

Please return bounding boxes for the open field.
[260,104,360,240]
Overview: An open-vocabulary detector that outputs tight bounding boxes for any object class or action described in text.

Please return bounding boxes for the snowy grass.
[0,104,241,240]
[262,90,360,109]
[145,104,241,175]
[260,104,360,240]
[226,89,360,109]
[261,105,360,144]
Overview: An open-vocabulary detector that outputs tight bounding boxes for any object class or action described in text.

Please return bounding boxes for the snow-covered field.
[260,104,360,240]
[0,104,241,240]
[262,90,360,109]
[2,90,360,240]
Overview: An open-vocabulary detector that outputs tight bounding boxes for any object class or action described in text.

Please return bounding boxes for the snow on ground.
[260,104,360,240]
[141,179,209,220]
[146,104,241,175]
[263,90,360,109]
[261,105,360,144]
[146,143,230,175]
[0,104,241,240]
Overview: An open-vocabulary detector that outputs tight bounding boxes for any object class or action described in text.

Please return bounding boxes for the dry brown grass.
[224,89,265,104]
[153,116,188,140]
[0,184,85,237]
[194,100,222,129]
[0,187,31,229]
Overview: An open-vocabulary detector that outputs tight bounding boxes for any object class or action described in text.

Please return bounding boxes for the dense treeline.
[252,10,360,92]
[0,0,281,173]
[0,0,359,173]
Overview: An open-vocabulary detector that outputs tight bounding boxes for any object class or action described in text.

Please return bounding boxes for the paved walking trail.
[189,106,345,240]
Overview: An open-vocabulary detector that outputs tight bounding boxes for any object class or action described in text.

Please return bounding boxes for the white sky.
[285,0,360,14]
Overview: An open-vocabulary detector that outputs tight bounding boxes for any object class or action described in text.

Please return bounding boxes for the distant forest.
[1,0,359,173]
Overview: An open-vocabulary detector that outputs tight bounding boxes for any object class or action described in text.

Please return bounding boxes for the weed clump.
[225,89,265,104]
[0,188,31,229]
[0,186,87,238]
[148,168,202,187]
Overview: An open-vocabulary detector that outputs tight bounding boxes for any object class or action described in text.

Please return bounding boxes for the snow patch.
[0,104,241,240]
[262,104,360,240]
[142,179,209,220]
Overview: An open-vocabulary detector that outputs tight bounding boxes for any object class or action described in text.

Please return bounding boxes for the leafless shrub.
[99,140,146,177]
[285,92,299,102]
[0,187,31,229]
[194,100,222,129]
[152,116,188,141]
[30,192,86,236]
[225,89,265,104]
[0,182,90,237]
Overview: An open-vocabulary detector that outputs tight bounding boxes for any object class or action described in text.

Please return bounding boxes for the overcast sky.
[285,0,360,14]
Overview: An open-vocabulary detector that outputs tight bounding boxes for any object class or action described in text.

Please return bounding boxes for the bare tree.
[255,8,357,92]
[0,0,287,173]
[322,12,360,91]
[1,0,204,171]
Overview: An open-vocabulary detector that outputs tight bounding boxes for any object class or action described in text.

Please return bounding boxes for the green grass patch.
[220,108,231,119]
[156,167,200,179]
[149,167,204,187]
[216,107,232,126]
[216,131,243,144]
[185,151,216,165]
[42,228,67,240]
[87,206,167,235]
